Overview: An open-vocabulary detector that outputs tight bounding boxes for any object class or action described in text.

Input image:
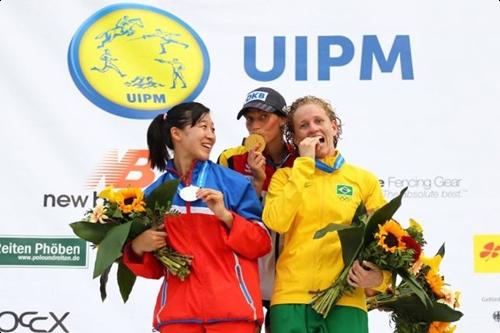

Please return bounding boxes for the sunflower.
[426,271,445,298]
[428,321,456,333]
[115,187,146,213]
[421,255,445,297]
[375,220,409,253]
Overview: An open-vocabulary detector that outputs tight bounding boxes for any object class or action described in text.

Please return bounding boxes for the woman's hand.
[247,148,266,194]
[298,136,321,159]
[197,188,234,228]
[347,260,383,289]
[131,225,167,256]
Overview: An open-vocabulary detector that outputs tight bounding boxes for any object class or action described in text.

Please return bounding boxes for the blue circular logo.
[68,3,210,119]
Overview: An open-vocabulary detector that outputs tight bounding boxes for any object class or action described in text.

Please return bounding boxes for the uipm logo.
[68,3,210,119]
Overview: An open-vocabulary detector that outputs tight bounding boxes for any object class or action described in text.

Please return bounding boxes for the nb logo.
[86,149,155,188]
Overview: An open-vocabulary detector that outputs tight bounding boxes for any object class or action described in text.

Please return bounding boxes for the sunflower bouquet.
[367,245,462,333]
[70,179,193,302]
[311,188,462,330]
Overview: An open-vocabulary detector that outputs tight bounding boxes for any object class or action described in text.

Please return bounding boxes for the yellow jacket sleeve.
[263,157,315,234]
[217,150,229,167]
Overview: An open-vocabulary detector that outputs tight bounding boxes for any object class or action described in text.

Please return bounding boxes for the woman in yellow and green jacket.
[263,96,391,333]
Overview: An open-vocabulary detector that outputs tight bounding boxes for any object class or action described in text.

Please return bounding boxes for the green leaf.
[93,221,132,278]
[338,224,365,268]
[145,179,180,210]
[397,268,433,309]
[313,202,368,273]
[129,218,150,239]
[436,243,445,258]
[313,223,353,239]
[112,209,123,218]
[375,294,463,322]
[70,221,115,244]
[429,302,463,322]
[117,261,136,303]
[352,201,368,227]
[364,187,408,245]
[99,265,112,302]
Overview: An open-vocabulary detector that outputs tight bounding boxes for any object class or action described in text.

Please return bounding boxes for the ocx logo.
[0,311,69,333]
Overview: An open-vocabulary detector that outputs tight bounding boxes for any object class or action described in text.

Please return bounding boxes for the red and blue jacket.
[123,160,271,331]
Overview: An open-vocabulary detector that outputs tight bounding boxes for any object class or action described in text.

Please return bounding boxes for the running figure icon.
[91,49,126,77]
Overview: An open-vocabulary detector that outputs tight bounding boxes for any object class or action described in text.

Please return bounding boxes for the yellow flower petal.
[428,321,455,333]
[454,291,461,308]
[99,186,116,202]
[421,254,443,274]
[409,218,423,232]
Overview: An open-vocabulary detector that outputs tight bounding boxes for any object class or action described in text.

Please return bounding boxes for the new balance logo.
[86,149,155,188]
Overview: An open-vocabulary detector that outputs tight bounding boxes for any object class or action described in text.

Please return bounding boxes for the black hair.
[147,102,210,171]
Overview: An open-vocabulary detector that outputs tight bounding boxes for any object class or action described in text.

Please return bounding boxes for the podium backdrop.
[1,0,499,332]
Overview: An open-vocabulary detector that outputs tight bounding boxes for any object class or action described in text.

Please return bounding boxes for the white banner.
[1,0,499,332]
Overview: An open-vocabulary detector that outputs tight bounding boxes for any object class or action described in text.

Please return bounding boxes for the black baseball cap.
[236,87,287,120]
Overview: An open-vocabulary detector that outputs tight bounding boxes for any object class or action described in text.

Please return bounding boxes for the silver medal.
[179,185,199,202]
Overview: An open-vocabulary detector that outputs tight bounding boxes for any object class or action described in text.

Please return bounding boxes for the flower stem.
[153,247,193,281]
[311,268,351,318]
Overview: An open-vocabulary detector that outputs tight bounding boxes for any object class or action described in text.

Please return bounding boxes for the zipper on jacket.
[155,277,169,329]
[232,253,257,320]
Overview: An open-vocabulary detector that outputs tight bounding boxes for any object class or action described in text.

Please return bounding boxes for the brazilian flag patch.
[336,184,353,197]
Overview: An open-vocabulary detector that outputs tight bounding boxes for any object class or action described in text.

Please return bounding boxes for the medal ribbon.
[315,154,344,173]
[177,161,209,200]
[164,161,209,199]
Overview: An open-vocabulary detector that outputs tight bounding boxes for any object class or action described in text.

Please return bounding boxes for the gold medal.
[244,133,266,153]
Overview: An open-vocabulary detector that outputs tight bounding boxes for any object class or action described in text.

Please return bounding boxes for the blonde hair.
[285,96,343,148]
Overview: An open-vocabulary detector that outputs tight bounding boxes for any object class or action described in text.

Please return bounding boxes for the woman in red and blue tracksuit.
[123,102,271,333]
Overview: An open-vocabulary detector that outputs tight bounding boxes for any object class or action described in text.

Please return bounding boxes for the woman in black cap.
[218,87,297,333]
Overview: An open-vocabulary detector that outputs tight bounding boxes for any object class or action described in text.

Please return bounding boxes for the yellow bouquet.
[70,179,192,302]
